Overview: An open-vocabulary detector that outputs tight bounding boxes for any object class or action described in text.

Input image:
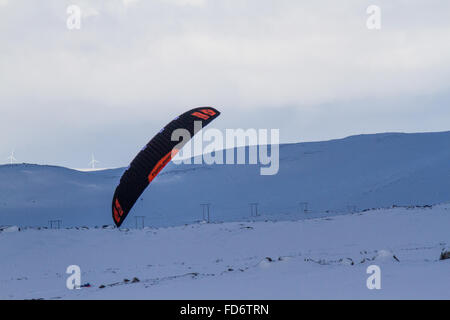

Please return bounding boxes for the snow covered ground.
[1,204,449,300]
[1,131,450,228]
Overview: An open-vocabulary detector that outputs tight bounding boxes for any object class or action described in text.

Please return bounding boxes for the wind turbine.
[88,153,100,169]
[7,150,17,164]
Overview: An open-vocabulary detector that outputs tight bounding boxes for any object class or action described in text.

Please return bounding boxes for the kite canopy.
[112,107,221,227]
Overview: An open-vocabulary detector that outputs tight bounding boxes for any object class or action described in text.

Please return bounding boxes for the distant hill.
[1,131,449,227]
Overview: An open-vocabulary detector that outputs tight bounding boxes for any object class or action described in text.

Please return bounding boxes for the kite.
[112,107,220,227]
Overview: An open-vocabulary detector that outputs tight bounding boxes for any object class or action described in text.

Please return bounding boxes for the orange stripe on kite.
[200,108,216,116]
[148,149,179,183]
[191,111,209,120]
[113,198,124,224]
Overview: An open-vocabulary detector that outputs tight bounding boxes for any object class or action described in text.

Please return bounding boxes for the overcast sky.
[1,0,449,168]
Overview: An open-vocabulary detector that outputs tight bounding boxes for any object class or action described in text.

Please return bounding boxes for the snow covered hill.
[0,131,449,228]
[1,205,449,299]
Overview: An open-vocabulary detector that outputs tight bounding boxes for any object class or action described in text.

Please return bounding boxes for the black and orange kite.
[112,107,221,227]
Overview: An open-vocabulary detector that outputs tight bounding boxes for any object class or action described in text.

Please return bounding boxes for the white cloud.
[123,0,140,7]
[2,1,449,112]
[82,7,99,18]
[1,0,450,166]
[163,0,207,7]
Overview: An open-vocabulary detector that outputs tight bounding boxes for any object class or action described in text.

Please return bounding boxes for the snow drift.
[0,205,449,299]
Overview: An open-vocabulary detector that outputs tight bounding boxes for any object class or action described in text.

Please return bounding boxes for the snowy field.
[2,131,449,228]
[1,204,449,300]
